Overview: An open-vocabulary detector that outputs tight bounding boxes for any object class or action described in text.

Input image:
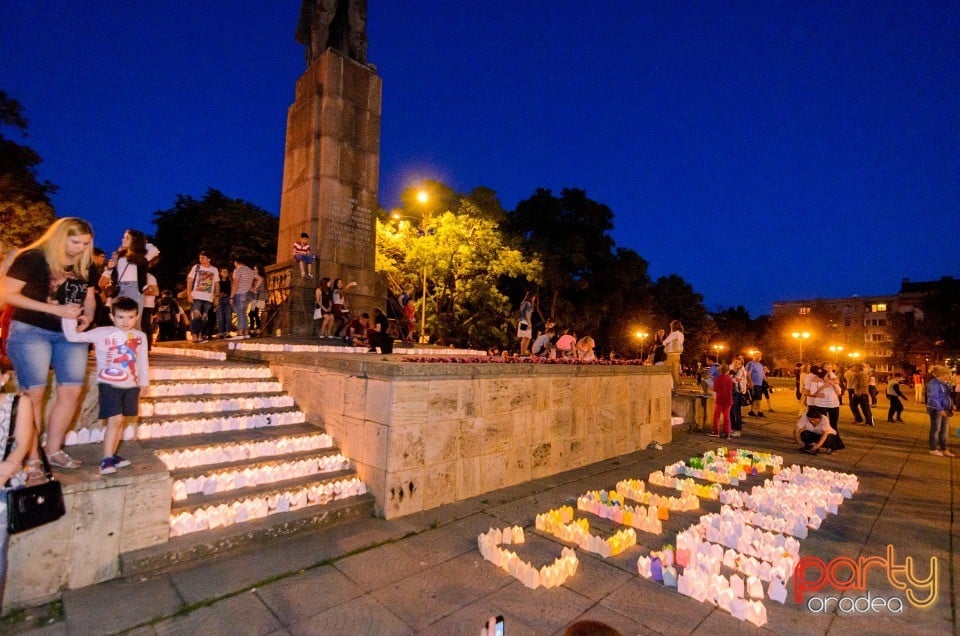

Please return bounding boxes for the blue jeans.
[232,294,251,332]
[928,408,949,451]
[5,320,89,389]
[189,300,213,339]
[216,299,232,336]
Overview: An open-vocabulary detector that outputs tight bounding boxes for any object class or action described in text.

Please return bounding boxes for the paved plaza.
[8,385,958,635]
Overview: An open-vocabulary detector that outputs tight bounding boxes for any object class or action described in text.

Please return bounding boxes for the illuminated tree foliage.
[0,91,56,252]
[377,198,540,348]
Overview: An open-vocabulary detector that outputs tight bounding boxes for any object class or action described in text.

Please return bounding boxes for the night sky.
[3,2,957,316]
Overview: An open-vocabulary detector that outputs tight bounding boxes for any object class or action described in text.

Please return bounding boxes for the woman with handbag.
[100,229,149,310]
[0,217,97,471]
[1,370,39,603]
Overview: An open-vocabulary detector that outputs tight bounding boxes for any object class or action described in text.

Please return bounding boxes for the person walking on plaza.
[850,363,875,426]
[708,363,733,439]
[745,351,765,417]
[662,320,684,388]
[185,251,219,343]
[885,373,909,422]
[845,365,864,423]
[729,356,748,437]
[0,217,97,471]
[926,365,954,457]
[913,370,924,402]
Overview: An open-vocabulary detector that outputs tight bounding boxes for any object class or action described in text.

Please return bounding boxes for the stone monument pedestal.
[272,48,385,336]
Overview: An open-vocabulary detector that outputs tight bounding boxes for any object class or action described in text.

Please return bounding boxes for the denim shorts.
[5,320,90,389]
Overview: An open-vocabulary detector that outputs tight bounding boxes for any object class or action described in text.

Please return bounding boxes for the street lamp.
[635,330,649,360]
[712,343,726,362]
[828,345,844,363]
[416,189,430,343]
[848,351,861,363]
[791,331,811,362]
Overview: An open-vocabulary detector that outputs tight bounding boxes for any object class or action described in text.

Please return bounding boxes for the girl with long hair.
[100,229,148,309]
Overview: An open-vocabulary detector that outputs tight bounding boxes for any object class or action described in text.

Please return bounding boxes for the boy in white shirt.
[63,296,149,474]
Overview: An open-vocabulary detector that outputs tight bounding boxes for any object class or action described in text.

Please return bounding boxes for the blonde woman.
[0,218,96,469]
[575,335,596,361]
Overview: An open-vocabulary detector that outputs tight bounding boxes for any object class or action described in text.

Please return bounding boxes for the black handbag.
[4,396,67,534]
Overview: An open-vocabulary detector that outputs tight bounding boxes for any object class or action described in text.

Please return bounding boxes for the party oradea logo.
[794,544,937,614]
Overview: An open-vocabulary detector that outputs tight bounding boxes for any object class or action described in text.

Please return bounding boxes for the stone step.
[170,450,351,500]
[170,469,357,516]
[63,408,308,447]
[140,423,329,457]
[168,446,345,480]
[168,473,367,537]
[140,394,296,417]
[149,364,274,382]
[120,492,375,578]
[142,379,283,398]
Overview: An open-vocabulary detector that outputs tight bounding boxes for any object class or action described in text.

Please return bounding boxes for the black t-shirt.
[6,249,96,332]
[374,313,389,334]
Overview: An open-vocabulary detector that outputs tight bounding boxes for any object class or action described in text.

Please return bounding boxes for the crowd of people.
[696,346,957,458]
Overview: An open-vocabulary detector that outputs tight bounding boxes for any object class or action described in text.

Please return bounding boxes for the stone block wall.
[256,354,673,519]
[4,460,170,609]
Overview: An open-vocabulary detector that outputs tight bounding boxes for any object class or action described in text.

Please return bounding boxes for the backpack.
[156,299,175,323]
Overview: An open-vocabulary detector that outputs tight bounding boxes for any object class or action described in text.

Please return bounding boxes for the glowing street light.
[828,345,844,362]
[848,351,861,362]
[712,343,726,361]
[791,331,811,362]
[635,330,649,360]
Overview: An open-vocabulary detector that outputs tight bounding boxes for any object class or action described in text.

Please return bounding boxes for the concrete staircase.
[117,357,373,576]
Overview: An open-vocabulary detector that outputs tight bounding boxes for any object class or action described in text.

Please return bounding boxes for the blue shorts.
[294,254,316,264]
[98,384,141,419]
[5,320,90,389]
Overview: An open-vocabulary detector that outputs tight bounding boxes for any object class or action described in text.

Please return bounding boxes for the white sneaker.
[943,450,955,458]
[930,449,944,456]
[731,431,742,437]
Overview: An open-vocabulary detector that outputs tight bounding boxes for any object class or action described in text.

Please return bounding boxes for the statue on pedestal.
[296,0,367,65]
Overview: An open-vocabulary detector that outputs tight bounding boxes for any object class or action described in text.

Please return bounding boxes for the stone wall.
[4,457,170,609]
[240,352,673,519]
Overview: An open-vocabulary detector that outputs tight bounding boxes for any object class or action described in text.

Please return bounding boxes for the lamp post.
[635,330,649,361]
[828,345,844,363]
[416,189,430,344]
[791,331,811,362]
[848,351,861,363]
[712,343,725,363]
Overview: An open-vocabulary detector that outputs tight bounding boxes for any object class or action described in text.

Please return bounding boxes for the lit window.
[871,303,887,312]
[799,307,810,316]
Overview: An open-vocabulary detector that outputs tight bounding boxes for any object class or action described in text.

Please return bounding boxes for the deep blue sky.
[3,1,958,316]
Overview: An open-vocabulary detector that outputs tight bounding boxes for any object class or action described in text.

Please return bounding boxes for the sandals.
[47,450,82,469]
[25,459,44,481]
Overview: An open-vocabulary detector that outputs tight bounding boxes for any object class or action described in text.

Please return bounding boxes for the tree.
[650,274,713,366]
[0,91,56,253]
[711,306,759,361]
[377,199,540,348]
[505,188,617,321]
[151,189,278,291]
